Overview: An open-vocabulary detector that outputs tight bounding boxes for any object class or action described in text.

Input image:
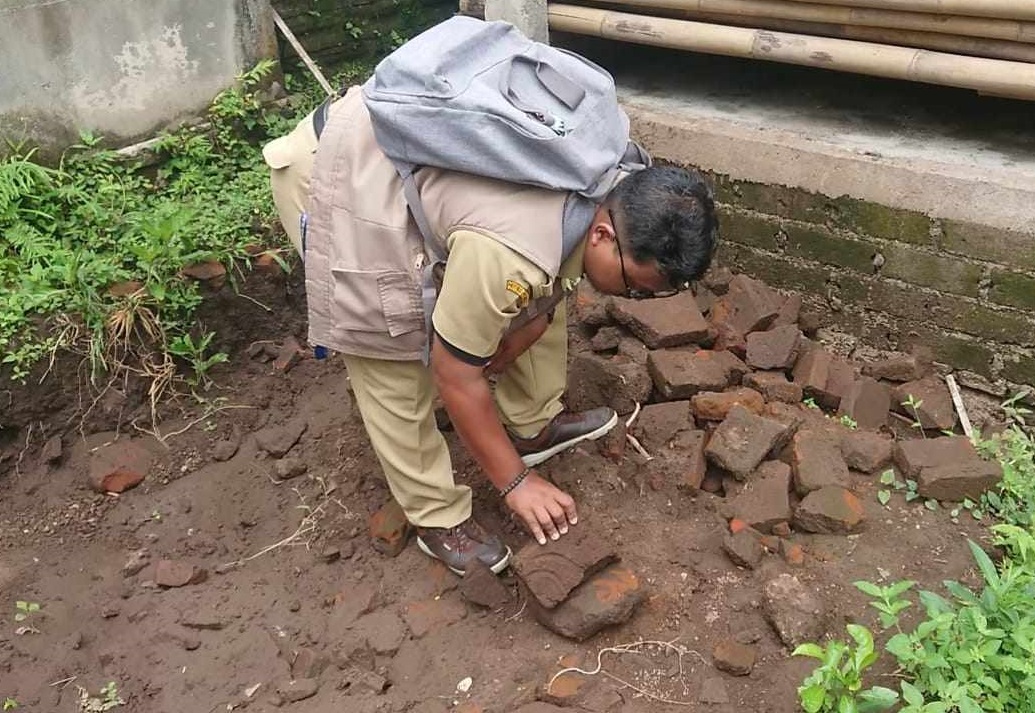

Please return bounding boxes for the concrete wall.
[0,0,276,153]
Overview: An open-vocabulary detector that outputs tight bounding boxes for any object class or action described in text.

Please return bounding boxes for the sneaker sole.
[416,537,512,577]
[519,411,620,468]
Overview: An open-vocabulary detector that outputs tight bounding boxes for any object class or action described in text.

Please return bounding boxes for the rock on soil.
[566,352,653,414]
[840,431,894,473]
[763,574,828,648]
[744,370,803,404]
[254,417,307,457]
[369,500,412,557]
[609,292,713,348]
[460,561,513,609]
[699,677,730,704]
[276,678,319,703]
[122,549,150,577]
[706,406,791,479]
[894,437,1003,500]
[791,430,850,496]
[724,461,792,533]
[891,377,958,431]
[648,349,748,400]
[723,529,764,569]
[42,435,63,464]
[154,560,207,588]
[211,438,239,462]
[272,457,308,480]
[88,438,156,493]
[837,377,890,430]
[794,486,865,534]
[527,564,646,641]
[512,525,618,609]
[691,388,764,422]
[746,324,801,370]
[712,639,757,676]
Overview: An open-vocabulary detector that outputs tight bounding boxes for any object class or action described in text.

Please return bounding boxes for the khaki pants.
[343,306,567,528]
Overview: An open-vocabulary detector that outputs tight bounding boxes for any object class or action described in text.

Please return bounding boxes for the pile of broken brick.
[511,269,1003,640]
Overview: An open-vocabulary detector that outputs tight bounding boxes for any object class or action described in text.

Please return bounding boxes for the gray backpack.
[361,15,650,251]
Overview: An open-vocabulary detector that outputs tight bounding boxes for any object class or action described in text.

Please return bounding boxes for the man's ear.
[587,207,615,247]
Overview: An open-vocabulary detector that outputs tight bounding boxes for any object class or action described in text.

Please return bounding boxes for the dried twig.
[547,639,703,707]
[624,402,642,429]
[49,674,77,688]
[626,433,653,461]
[132,403,255,445]
[14,421,36,478]
[504,597,527,623]
[945,374,974,439]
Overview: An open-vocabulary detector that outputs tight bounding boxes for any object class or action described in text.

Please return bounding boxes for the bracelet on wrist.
[499,466,531,497]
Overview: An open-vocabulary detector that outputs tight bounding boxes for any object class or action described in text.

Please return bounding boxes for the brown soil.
[0,268,993,713]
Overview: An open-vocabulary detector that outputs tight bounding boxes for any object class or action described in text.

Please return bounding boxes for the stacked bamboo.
[541,0,1035,100]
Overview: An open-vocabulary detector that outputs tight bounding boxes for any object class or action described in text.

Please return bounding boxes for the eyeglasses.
[609,209,690,300]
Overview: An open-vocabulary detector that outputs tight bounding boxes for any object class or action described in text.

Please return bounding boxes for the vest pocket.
[330,268,423,337]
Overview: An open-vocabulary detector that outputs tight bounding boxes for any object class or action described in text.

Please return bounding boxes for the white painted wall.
[0,0,276,153]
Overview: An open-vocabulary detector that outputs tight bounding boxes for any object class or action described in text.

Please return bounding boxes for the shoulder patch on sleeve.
[505,279,530,307]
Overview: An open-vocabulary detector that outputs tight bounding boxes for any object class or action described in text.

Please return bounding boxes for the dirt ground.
[0,267,995,713]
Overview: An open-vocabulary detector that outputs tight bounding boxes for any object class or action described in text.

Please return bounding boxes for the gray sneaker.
[510,407,619,467]
[416,518,511,576]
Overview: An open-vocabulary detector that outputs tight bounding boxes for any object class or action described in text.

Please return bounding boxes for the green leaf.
[857,687,899,712]
[793,643,826,660]
[879,470,896,485]
[968,540,1000,588]
[905,491,920,502]
[878,490,891,505]
[901,682,923,706]
[800,684,826,713]
[838,696,857,713]
[854,581,884,598]
[924,499,938,511]
[887,580,916,597]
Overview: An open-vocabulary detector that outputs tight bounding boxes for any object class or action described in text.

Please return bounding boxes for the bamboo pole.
[780,0,1035,22]
[548,5,1035,100]
[671,11,1035,63]
[586,0,1035,43]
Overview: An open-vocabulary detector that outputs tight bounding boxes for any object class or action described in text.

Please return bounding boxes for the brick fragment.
[254,418,307,458]
[589,326,622,353]
[794,486,865,534]
[712,640,757,676]
[572,282,612,327]
[527,564,646,641]
[702,266,734,295]
[597,421,626,463]
[691,388,765,421]
[274,335,305,373]
[823,359,857,411]
[609,292,713,348]
[42,435,63,465]
[726,275,782,333]
[725,461,792,533]
[862,348,932,382]
[837,377,890,430]
[705,406,791,479]
[88,439,155,494]
[745,370,803,404]
[155,560,207,588]
[791,430,850,496]
[891,377,958,431]
[893,436,1002,501]
[723,529,764,569]
[647,349,746,400]
[461,561,513,609]
[181,259,227,289]
[893,436,976,479]
[512,525,617,609]
[567,352,652,414]
[792,346,856,409]
[840,431,893,473]
[369,499,412,557]
[773,294,802,328]
[781,541,805,566]
[763,574,828,648]
[681,430,709,490]
[630,401,694,452]
[747,325,802,370]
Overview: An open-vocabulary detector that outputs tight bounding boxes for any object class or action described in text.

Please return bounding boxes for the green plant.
[839,414,858,430]
[975,397,1035,530]
[804,397,819,410]
[3,697,17,710]
[877,469,920,506]
[168,332,228,389]
[854,580,914,630]
[794,624,899,712]
[874,537,1035,712]
[78,682,124,712]
[901,394,927,437]
[13,601,39,622]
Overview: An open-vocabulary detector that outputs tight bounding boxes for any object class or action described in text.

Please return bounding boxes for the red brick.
[512,525,617,609]
[746,325,802,370]
[792,345,831,397]
[916,460,1002,502]
[566,352,652,413]
[648,349,746,400]
[107,280,143,297]
[891,377,958,431]
[840,431,894,473]
[88,439,155,494]
[609,292,713,348]
[571,281,612,327]
[274,335,305,373]
[726,461,792,533]
[781,541,805,567]
[893,436,977,479]
[705,405,791,479]
[862,348,932,382]
[791,430,850,496]
[691,388,765,421]
[773,294,802,328]
[181,259,227,290]
[630,401,694,452]
[681,430,709,490]
[723,529,764,569]
[822,359,857,411]
[713,639,757,676]
[837,377,890,430]
[726,275,782,333]
[527,564,646,641]
[744,370,803,404]
[794,486,865,534]
[460,560,513,609]
[369,500,412,557]
[597,421,627,463]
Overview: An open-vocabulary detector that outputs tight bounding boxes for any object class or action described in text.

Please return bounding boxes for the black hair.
[608,166,719,287]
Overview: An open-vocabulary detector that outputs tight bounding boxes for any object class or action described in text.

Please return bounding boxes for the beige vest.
[305,87,572,361]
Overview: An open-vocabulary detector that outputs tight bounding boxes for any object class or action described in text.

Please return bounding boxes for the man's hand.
[504,470,578,545]
[484,313,550,376]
